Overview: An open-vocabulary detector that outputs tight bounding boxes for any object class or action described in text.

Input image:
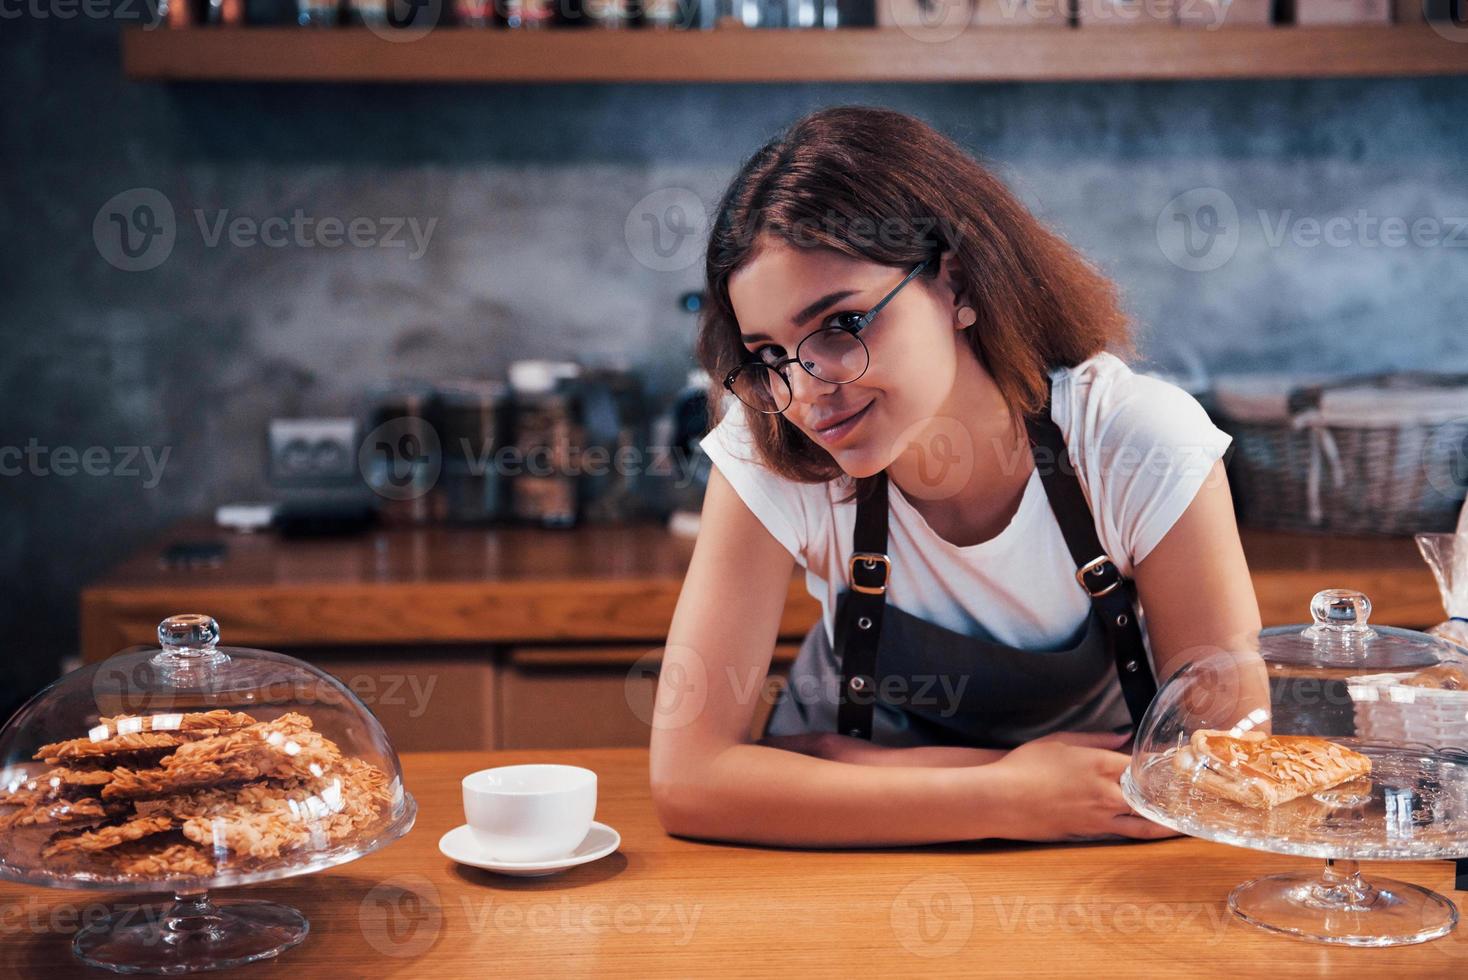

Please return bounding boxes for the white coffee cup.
[461,764,597,863]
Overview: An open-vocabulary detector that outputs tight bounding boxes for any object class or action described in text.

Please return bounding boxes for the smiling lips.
[810,400,874,442]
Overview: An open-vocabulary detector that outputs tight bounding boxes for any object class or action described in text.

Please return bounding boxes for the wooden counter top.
[91,523,703,588]
[80,522,817,661]
[80,522,1445,662]
[2,748,1465,977]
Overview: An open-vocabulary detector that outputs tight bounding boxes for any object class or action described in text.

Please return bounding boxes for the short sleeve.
[1054,356,1234,575]
[697,403,810,564]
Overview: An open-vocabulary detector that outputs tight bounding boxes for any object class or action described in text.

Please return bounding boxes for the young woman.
[649,106,1261,848]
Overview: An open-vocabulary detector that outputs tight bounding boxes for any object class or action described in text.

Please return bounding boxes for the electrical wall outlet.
[268,418,360,489]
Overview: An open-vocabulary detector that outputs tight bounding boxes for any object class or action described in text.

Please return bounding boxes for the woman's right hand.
[982,731,1179,842]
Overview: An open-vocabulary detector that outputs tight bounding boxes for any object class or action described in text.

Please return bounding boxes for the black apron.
[766,384,1158,749]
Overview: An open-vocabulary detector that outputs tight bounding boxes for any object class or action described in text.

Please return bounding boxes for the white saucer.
[438,821,621,877]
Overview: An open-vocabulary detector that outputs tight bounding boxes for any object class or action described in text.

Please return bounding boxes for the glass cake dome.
[1122,588,1468,947]
[0,614,418,973]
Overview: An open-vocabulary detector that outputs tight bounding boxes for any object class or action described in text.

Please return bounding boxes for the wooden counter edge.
[80,578,823,663]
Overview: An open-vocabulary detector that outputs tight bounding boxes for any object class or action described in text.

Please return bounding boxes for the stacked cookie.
[0,710,393,879]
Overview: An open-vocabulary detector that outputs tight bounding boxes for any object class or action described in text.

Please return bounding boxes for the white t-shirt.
[697,352,1233,661]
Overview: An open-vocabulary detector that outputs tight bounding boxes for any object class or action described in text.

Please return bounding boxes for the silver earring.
[956,306,977,328]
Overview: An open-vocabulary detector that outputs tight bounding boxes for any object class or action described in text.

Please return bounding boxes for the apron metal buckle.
[1076,554,1123,598]
[848,552,890,595]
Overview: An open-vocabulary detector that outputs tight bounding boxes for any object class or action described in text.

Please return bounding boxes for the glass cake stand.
[1121,589,1468,946]
[0,615,418,973]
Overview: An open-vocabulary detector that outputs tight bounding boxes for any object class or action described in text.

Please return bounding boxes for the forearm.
[880,744,1007,766]
[652,739,1015,848]
[759,733,1007,767]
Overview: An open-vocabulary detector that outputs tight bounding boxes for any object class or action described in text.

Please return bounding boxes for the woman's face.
[727,240,975,478]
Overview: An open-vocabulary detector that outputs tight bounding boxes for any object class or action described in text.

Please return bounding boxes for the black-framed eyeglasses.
[723,257,932,415]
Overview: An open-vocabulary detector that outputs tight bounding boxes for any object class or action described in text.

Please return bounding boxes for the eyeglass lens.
[799,326,869,383]
[731,326,870,413]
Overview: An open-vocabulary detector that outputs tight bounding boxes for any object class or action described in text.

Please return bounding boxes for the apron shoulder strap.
[1023,377,1157,729]
[835,474,890,739]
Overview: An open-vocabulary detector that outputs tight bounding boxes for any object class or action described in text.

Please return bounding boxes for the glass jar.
[438,379,511,524]
[342,0,387,23]
[501,0,556,27]
[362,382,443,525]
[509,361,582,529]
[454,0,497,23]
[296,0,338,24]
[725,0,840,26]
[641,0,686,26]
[583,0,633,25]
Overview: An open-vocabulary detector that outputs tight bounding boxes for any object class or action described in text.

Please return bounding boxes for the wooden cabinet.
[497,644,800,750]
[289,648,499,753]
[268,641,806,753]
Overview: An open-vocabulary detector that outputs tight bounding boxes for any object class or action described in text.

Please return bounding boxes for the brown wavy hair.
[697,105,1133,501]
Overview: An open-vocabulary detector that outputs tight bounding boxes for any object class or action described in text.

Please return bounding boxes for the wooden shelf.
[122,24,1468,84]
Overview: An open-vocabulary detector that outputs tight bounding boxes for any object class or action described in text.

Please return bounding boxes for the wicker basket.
[1213,372,1468,536]
[1348,672,1468,755]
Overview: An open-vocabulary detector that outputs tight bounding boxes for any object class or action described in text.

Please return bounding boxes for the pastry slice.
[0,767,113,807]
[35,710,260,766]
[102,714,339,800]
[42,814,176,858]
[35,732,186,767]
[97,710,258,732]
[0,796,116,831]
[1174,729,1372,809]
[104,836,217,878]
[1403,663,1468,691]
[134,759,394,860]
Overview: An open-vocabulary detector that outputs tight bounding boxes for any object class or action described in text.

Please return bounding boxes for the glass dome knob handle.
[1309,589,1373,632]
[158,614,220,650]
